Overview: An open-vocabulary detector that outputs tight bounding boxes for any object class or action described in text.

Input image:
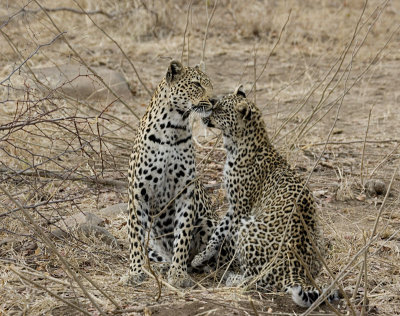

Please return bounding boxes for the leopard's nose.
[210,98,218,106]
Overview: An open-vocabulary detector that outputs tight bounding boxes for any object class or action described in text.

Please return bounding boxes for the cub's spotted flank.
[192,86,340,307]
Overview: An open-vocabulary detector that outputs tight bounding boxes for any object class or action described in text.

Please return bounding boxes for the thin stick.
[305,160,399,315]
[22,6,114,18]
[369,142,400,177]
[0,184,108,316]
[181,0,194,65]
[33,0,140,120]
[360,106,373,187]
[253,44,257,104]
[201,0,218,65]
[352,262,364,300]
[291,247,342,316]
[303,236,379,315]
[10,267,92,316]
[297,212,356,315]
[0,32,65,85]
[249,9,291,94]
[361,233,368,316]
[301,139,399,147]
[71,0,151,98]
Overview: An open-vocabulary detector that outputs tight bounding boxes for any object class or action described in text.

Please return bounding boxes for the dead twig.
[201,0,218,66]
[360,106,373,187]
[249,9,291,95]
[33,0,140,120]
[0,31,65,85]
[21,6,115,18]
[10,266,92,316]
[0,184,117,315]
[181,0,194,66]
[71,0,152,99]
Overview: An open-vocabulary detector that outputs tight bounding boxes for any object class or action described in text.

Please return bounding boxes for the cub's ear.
[234,84,246,98]
[166,60,183,84]
[235,101,252,121]
[194,61,206,72]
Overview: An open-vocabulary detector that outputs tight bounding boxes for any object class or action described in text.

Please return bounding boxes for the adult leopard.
[125,60,217,288]
[192,86,339,307]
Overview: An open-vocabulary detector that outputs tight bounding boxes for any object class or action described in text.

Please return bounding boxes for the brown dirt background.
[1,0,400,315]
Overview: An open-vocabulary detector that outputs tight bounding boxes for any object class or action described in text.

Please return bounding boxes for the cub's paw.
[191,253,206,268]
[225,272,245,287]
[119,271,148,286]
[167,268,194,288]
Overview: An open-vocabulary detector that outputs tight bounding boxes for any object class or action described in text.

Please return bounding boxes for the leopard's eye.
[192,81,202,88]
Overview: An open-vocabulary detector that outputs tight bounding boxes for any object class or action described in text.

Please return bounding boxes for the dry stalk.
[273,0,390,144]
[0,31,65,85]
[297,212,356,315]
[181,0,194,65]
[369,142,400,178]
[303,236,379,316]
[249,9,291,96]
[253,44,257,104]
[21,6,114,18]
[10,266,92,316]
[249,297,260,316]
[201,0,218,66]
[33,0,140,120]
[71,0,152,98]
[293,0,392,145]
[0,184,111,315]
[370,161,399,237]
[352,261,364,300]
[361,232,368,316]
[301,139,400,147]
[291,247,342,316]
[360,106,373,187]
[290,0,369,146]
[145,216,162,301]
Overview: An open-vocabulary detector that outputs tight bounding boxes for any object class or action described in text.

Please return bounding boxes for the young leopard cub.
[125,61,217,288]
[192,86,339,307]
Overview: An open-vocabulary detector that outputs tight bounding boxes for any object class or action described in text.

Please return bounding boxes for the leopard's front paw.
[120,270,148,286]
[191,252,207,268]
[167,267,194,288]
[225,272,244,287]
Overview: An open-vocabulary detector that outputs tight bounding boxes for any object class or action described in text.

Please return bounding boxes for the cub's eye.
[192,81,202,88]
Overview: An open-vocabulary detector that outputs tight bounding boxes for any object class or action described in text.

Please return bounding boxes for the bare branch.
[21,6,114,18]
[201,0,218,66]
[71,0,152,99]
[0,31,65,85]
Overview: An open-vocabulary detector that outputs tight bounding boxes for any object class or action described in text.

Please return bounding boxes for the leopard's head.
[202,85,261,138]
[165,60,213,116]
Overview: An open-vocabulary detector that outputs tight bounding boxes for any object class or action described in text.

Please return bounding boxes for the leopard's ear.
[166,60,184,84]
[235,100,252,121]
[194,61,206,72]
[234,84,246,98]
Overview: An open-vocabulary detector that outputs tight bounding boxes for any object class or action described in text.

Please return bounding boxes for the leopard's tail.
[287,285,341,308]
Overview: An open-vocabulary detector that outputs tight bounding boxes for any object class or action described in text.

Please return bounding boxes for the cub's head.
[165,60,213,116]
[203,85,261,137]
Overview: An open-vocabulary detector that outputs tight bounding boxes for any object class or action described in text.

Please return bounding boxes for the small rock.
[313,189,328,198]
[78,224,119,247]
[99,203,128,218]
[365,179,387,197]
[33,64,135,104]
[49,212,104,239]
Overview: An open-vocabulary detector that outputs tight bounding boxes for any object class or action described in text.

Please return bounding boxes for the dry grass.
[1,0,400,315]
